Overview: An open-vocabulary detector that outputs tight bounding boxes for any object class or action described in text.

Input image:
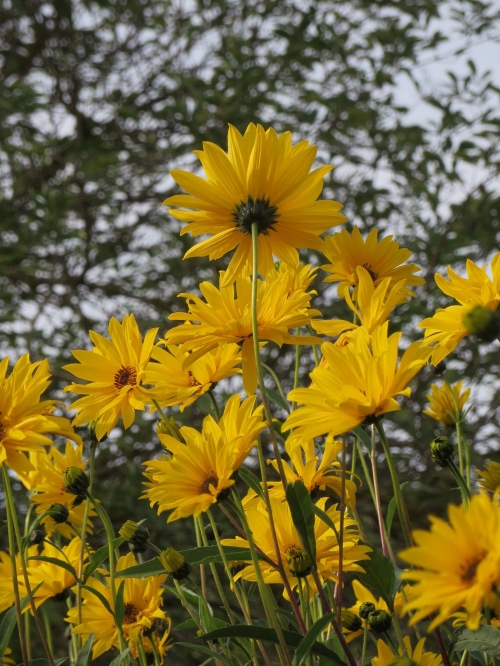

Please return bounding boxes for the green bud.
[204,522,222,541]
[430,436,454,466]
[462,306,500,342]
[286,547,312,578]
[63,466,90,496]
[367,609,392,633]
[119,520,150,549]
[341,609,362,632]
[156,417,183,441]
[30,529,45,545]
[47,503,69,524]
[159,547,191,580]
[359,602,376,619]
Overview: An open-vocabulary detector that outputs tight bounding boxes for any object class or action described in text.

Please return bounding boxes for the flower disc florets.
[359,601,376,619]
[47,503,70,524]
[63,466,90,496]
[286,546,312,578]
[232,196,279,236]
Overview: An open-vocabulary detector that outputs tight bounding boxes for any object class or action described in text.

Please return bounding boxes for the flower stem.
[208,390,221,421]
[457,423,471,490]
[446,458,471,505]
[335,435,346,626]
[262,362,290,412]
[370,425,390,558]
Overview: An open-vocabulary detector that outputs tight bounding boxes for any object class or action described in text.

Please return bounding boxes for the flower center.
[200,472,219,494]
[461,555,484,583]
[361,263,379,281]
[123,602,140,624]
[114,366,138,390]
[232,196,279,236]
[187,370,201,387]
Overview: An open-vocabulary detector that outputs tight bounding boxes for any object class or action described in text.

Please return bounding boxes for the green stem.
[370,425,390,559]
[262,362,290,412]
[384,631,399,654]
[306,326,320,366]
[151,399,179,439]
[42,605,54,654]
[457,424,471,490]
[392,613,406,654]
[208,390,221,421]
[336,435,346,626]
[455,420,465,477]
[361,624,368,666]
[292,328,301,410]
[447,459,471,505]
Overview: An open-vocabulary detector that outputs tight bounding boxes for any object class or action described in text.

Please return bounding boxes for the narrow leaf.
[313,504,340,541]
[114,580,126,628]
[285,480,317,562]
[356,544,396,611]
[175,618,228,631]
[176,643,233,665]
[267,388,290,413]
[83,537,124,582]
[238,467,265,501]
[353,426,371,451]
[293,613,336,665]
[28,556,78,580]
[386,483,408,537]
[108,648,131,666]
[453,624,500,656]
[75,632,94,666]
[81,584,114,616]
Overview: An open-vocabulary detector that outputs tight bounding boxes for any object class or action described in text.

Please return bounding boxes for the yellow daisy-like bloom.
[372,636,442,666]
[266,259,319,296]
[321,227,424,297]
[419,254,500,365]
[144,343,241,412]
[423,381,470,426]
[64,314,158,441]
[268,434,357,506]
[0,548,34,614]
[67,552,167,659]
[222,494,370,596]
[284,325,432,440]
[144,395,265,521]
[165,123,346,286]
[166,270,321,395]
[0,355,80,476]
[476,460,500,493]
[399,493,500,630]
[312,267,410,343]
[131,621,172,663]
[453,591,500,630]
[2,647,14,666]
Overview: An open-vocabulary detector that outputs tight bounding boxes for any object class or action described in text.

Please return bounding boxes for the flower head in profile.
[144,395,265,521]
[166,270,321,395]
[321,227,424,297]
[399,493,500,630]
[419,253,500,364]
[423,381,470,426]
[64,314,158,440]
[284,325,432,440]
[144,343,241,412]
[0,355,79,476]
[372,636,442,666]
[165,123,346,286]
[452,591,500,630]
[222,494,370,595]
[476,460,500,494]
[67,552,167,659]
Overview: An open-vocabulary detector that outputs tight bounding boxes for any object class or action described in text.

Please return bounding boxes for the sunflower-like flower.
[312,267,410,344]
[476,460,500,493]
[372,636,442,666]
[321,227,424,297]
[423,381,470,426]
[164,123,346,286]
[64,314,158,441]
[165,270,321,395]
[284,325,432,440]
[131,621,172,663]
[399,493,500,630]
[0,548,33,614]
[268,434,357,506]
[144,395,265,521]
[222,494,370,596]
[67,552,168,659]
[452,591,500,630]
[419,254,500,365]
[144,343,241,412]
[266,259,319,296]
[0,355,79,476]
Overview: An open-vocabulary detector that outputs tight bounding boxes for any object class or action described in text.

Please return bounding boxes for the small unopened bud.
[119,520,150,549]
[63,466,89,496]
[71,493,86,508]
[30,529,45,545]
[47,503,69,524]
[359,602,376,619]
[463,306,500,342]
[204,522,222,541]
[159,547,191,580]
[430,436,454,466]
[368,609,392,633]
[286,547,312,578]
[156,417,183,441]
[341,609,362,632]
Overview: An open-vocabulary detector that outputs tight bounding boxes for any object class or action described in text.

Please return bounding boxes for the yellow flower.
[64,314,158,441]
[476,460,500,493]
[67,552,167,659]
[321,227,424,297]
[2,647,14,666]
[222,494,370,595]
[284,325,432,439]
[0,548,33,614]
[419,254,500,365]
[452,591,500,630]
[144,395,265,521]
[166,269,321,395]
[268,434,357,506]
[144,343,241,412]
[399,493,500,630]
[423,381,470,426]
[164,123,346,286]
[266,259,319,296]
[131,621,172,663]
[372,636,442,666]
[312,267,410,343]
[0,355,80,476]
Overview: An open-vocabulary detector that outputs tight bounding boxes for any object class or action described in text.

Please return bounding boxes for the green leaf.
[353,426,371,451]
[16,660,67,665]
[75,632,94,666]
[175,618,228,631]
[27,556,78,580]
[165,584,202,609]
[313,504,340,541]
[81,584,114,616]
[238,467,265,501]
[175,643,233,665]
[386,483,409,537]
[108,648,131,666]
[292,613,336,665]
[83,537,124,582]
[285,480,317,562]
[267,388,290,413]
[453,624,500,656]
[356,544,397,611]
[114,580,125,628]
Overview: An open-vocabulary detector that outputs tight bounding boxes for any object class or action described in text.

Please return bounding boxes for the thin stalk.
[434,626,452,666]
[457,424,471,490]
[370,425,389,558]
[392,613,406,653]
[306,326,320,366]
[455,420,465,477]
[262,362,290,412]
[42,605,54,654]
[361,624,368,666]
[292,329,301,410]
[384,631,399,654]
[197,516,235,623]
[208,390,221,421]
[194,516,207,599]
[446,459,471,505]
[336,435,346,626]
[151,399,179,440]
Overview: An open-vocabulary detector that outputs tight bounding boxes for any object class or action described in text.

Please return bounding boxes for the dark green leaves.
[292,613,338,666]
[286,480,317,563]
[238,467,266,501]
[356,545,399,611]
[452,624,500,656]
[75,633,94,666]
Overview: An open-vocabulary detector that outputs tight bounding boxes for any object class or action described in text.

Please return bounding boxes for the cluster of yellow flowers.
[1,123,499,666]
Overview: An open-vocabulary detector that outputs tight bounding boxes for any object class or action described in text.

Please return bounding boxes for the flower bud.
[71,493,86,508]
[30,529,45,545]
[341,609,362,632]
[463,306,500,342]
[430,436,454,466]
[359,602,376,619]
[286,547,312,578]
[47,503,69,524]
[159,547,191,580]
[156,417,183,441]
[119,520,150,549]
[367,609,392,633]
[63,466,89,496]
[229,561,246,576]
[204,522,222,541]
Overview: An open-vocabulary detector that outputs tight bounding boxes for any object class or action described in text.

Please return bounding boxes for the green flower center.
[233,196,279,235]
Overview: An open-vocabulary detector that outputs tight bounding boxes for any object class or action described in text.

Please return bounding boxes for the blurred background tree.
[1,0,500,662]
